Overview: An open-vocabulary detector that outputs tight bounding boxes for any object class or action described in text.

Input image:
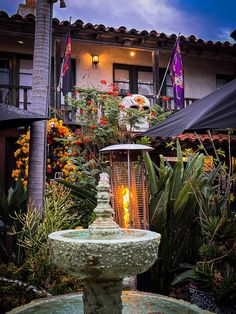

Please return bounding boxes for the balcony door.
[113,64,173,106]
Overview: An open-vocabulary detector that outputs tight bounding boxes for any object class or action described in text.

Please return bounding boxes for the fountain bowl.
[7,291,212,314]
[49,228,161,281]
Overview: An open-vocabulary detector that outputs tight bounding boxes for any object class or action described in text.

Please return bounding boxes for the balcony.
[0,85,198,123]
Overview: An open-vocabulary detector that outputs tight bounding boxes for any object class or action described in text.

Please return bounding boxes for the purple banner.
[169,37,184,109]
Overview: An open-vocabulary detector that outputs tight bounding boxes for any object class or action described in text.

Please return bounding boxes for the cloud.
[215,28,234,43]
[53,0,229,41]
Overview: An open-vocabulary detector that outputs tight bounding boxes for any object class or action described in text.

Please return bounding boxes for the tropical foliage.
[145,141,221,294]
[0,183,82,312]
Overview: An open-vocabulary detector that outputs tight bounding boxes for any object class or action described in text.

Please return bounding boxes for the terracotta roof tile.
[0,10,235,49]
[175,133,236,143]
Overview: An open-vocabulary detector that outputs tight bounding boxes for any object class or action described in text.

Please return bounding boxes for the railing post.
[23,88,28,110]
[152,48,160,106]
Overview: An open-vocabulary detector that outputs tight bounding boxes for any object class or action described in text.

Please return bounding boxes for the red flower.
[83,136,90,143]
[87,100,94,105]
[100,79,107,85]
[90,124,97,130]
[99,117,109,125]
[127,92,132,96]
[112,87,119,92]
[161,96,170,102]
[107,91,114,95]
[47,166,52,174]
[150,111,155,117]
[118,103,125,110]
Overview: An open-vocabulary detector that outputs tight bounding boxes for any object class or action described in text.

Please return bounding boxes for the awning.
[143,79,236,137]
[0,104,49,130]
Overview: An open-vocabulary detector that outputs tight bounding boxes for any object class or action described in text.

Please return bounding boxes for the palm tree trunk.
[27,0,53,213]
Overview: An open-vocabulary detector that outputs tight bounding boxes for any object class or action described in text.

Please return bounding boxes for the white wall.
[1,39,234,100]
[72,42,152,88]
[72,41,234,99]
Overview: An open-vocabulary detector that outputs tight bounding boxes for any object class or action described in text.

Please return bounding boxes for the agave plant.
[144,140,220,294]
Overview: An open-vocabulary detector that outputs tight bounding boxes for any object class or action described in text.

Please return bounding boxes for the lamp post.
[100,144,153,230]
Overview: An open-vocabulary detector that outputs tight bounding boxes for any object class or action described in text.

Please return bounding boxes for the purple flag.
[169,37,184,109]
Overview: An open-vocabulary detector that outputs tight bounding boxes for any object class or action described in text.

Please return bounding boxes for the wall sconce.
[100,144,154,230]
[92,55,99,69]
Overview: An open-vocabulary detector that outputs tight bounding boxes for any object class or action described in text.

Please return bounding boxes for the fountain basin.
[7,291,212,313]
[49,229,160,281]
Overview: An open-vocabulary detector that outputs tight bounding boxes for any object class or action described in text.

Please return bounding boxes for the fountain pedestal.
[83,280,123,314]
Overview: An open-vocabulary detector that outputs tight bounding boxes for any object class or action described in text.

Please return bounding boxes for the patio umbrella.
[0,104,49,130]
[143,79,236,137]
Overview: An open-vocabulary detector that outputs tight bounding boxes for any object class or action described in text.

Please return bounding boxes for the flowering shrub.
[12,81,172,187]
[12,118,77,186]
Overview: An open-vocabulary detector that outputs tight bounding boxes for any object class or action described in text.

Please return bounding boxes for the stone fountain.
[8,173,211,314]
[49,172,160,314]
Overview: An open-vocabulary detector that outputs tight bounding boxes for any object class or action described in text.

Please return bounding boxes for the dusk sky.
[2,0,236,42]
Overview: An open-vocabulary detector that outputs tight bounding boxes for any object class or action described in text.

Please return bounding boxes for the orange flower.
[101,94,108,100]
[75,139,82,145]
[99,117,109,125]
[134,96,145,106]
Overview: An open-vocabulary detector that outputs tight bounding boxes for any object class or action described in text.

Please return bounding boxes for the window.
[159,68,175,108]
[0,57,10,104]
[113,64,174,106]
[0,53,33,108]
[113,64,153,100]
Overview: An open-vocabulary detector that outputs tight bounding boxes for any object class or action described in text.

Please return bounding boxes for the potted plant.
[173,186,236,313]
[190,204,236,312]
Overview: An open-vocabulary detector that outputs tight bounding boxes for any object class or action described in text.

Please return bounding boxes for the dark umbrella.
[143,79,236,137]
[0,104,49,130]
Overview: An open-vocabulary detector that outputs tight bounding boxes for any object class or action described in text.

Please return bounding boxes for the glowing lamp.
[100,144,153,230]
[92,55,99,69]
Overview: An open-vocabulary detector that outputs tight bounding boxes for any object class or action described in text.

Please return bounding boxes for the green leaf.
[145,152,158,197]
[171,269,194,285]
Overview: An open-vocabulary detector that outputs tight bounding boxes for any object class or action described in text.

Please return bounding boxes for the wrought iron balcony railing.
[0,85,198,124]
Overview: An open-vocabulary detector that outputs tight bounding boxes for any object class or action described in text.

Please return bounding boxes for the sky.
[2,0,236,42]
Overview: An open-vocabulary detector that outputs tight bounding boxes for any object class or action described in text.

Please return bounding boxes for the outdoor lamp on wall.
[92,55,99,69]
[100,144,154,230]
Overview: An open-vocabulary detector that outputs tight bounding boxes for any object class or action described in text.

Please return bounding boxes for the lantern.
[100,144,153,230]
